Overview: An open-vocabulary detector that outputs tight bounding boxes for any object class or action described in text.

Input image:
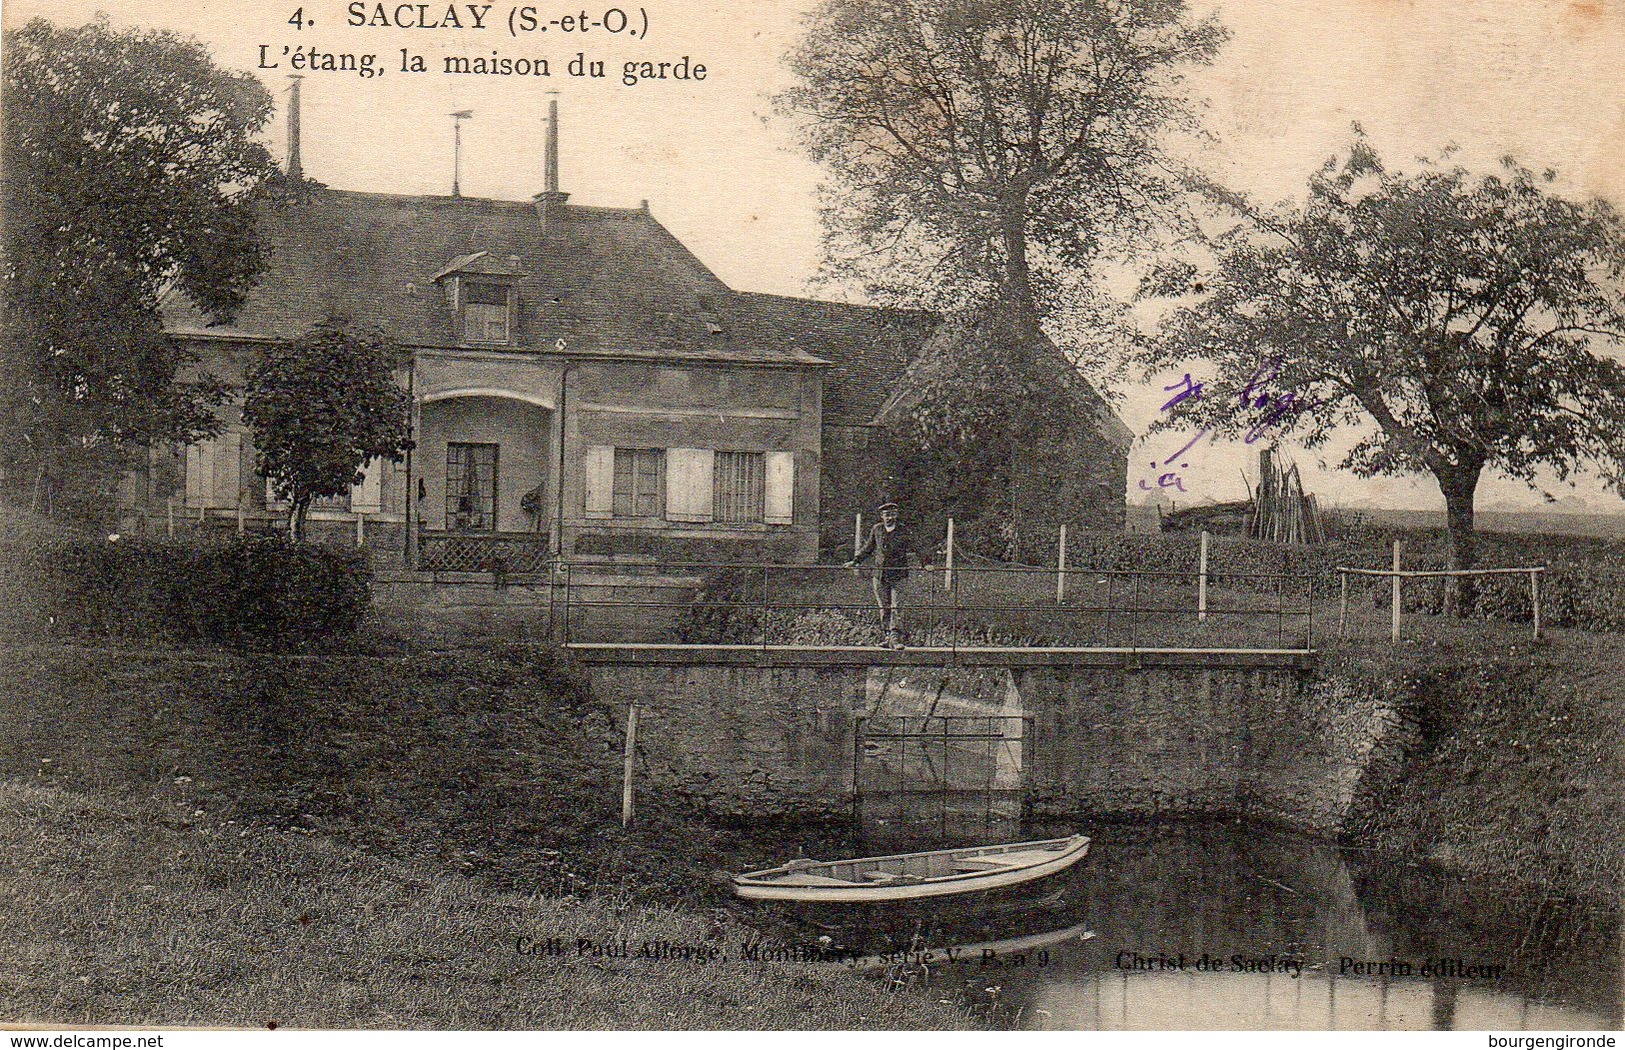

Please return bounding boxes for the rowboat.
[731,835,1090,903]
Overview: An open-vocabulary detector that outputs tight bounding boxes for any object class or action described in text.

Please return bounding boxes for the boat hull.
[733,835,1089,903]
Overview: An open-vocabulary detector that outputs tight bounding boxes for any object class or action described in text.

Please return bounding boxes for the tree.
[776,0,1224,339]
[1145,138,1625,607]
[778,0,1218,554]
[243,321,413,541]
[1,17,282,517]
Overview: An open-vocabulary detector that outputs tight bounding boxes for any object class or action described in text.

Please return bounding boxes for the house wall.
[560,360,822,562]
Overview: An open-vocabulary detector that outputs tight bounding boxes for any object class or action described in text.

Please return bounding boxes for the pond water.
[755,819,1620,1031]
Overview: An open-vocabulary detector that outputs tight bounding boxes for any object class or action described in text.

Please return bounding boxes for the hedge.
[0,535,372,647]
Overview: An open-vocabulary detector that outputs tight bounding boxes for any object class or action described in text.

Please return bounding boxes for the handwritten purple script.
[1138,360,1319,495]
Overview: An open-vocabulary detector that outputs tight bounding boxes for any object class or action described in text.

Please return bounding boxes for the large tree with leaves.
[244,321,413,541]
[777,0,1224,336]
[1,17,281,517]
[1146,138,1625,604]
[778,0,1219,552]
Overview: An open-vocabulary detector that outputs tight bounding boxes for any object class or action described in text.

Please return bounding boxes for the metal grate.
[854,715,1031,839]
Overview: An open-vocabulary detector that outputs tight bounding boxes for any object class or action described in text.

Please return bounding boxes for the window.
[612,448,665,518]
[713,451,765,524]
[463,282,511,343]
[446,442,498,531]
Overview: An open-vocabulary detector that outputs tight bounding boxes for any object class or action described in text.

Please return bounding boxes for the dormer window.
[463,281,512,343]
[431,251,526,348]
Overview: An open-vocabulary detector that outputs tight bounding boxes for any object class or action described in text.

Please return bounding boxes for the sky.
[6,0,1625,512]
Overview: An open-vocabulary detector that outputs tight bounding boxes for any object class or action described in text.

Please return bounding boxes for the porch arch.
[416,393,554,534]
[421,386,556,411]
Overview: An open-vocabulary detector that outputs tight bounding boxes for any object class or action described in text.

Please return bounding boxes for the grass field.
[0,780,966,1029]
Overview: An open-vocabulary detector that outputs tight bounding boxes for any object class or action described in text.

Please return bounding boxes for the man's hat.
[877,500,900,512]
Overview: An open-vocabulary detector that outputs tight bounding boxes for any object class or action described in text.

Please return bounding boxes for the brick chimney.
[286,75,304,180]
[533,94,570,226]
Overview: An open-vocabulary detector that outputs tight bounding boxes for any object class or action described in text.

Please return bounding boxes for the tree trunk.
[1436,462,1482,617]
[291,494,310,542]
[998,208,1043,344]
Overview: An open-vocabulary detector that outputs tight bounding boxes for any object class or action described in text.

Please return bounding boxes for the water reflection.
[768,819,1620,1030]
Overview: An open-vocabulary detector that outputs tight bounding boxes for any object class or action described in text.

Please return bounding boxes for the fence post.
[236,501,245,535]
[1531,569,1543,642]
[166,498,175,539]
[945,517,955,594]
[621,703,640,827]
[1056,523,1067,605]
[1338,570,1349,639]
[355,512,366,547]
[1391,540,1403,644]
[854,512,863,558]
[1198,530,1210,624]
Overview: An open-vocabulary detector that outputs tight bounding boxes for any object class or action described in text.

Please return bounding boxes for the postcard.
[1,0,1620,1037]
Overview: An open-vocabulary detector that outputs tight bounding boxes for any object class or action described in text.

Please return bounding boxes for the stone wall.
[577,650,1401,834]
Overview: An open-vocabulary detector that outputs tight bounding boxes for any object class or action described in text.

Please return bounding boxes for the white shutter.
[185,443,210,507]
[351,457,382,513]
[666,448,714,522]
[214,431,242,507]
[764,451,795,525]
[583,444,615,518]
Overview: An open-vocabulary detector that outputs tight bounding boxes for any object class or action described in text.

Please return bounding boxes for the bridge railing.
[557,560,1315,651]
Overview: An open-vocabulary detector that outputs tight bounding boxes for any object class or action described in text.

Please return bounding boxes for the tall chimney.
[286,75,304,180]
[545,94,560,195]
[534,93,570,226]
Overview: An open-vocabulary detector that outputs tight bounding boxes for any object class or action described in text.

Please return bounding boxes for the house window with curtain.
[712,450,765,524]
[462,281,511,344]
[612,448,665,518]
[446,442,498,531]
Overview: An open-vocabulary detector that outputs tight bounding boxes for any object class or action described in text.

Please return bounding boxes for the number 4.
[288,7,306,28]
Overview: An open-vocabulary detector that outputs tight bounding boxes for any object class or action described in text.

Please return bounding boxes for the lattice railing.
[417,532,552,574]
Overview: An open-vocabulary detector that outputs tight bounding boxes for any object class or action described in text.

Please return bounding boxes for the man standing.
[846,500,915,648]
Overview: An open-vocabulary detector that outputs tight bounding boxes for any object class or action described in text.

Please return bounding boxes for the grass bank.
[0,780,965,1029]
[1327,621,1624,901]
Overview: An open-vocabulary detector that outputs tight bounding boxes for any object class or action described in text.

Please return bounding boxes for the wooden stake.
[944,517,955,593]
[236,502,245,535]
[621,703,640,828]
[355,512,366,547]
[1338,570,1349,639]
[1391,540,1402,644]
[854,512,863,558]
[1531,569,1543,642]
[1198,530,1210,624]
[1056,524,1068,605]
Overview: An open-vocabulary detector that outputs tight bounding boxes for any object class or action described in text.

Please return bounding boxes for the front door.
[446,441,498,531]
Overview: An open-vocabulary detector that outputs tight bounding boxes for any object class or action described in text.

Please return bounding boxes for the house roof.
[162,188,828,367]
[734,292,938,425]
[162,185,1128,443]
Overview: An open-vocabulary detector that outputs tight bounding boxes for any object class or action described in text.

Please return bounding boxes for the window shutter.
[352,457,383,513]
[666,448,714,522]
[765,451,795,525]
[185,443,210,507]
[214,431,242,507]
[583,445,615,518]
